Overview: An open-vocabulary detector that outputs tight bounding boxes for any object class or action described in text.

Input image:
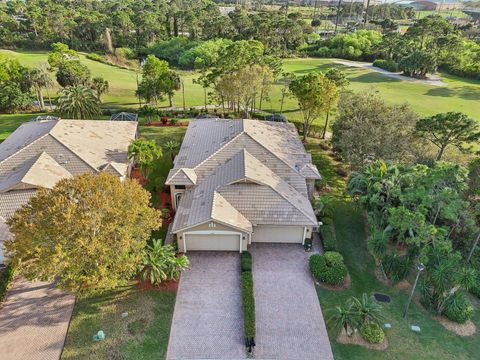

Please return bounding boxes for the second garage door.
[184,233,241,252]
[252,226,304,243]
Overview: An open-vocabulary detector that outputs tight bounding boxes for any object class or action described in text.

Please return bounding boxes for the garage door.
[185,233,241,251]
[252,226,304,243]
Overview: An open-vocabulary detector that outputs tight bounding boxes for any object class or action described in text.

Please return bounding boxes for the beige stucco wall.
[176,221,249,252]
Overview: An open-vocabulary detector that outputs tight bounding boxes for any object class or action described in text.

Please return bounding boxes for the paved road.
[250,243,334,360]
[166,252,245,360]
[0,278,75,360]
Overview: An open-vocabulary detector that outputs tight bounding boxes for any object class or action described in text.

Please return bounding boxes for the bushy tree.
[0,55,34,112]
[416,112,480,161]
[289,72,338,142]
[6,173,160,292]
[332,91,417,167]
[128,138,162,177]
[56,60,91,87]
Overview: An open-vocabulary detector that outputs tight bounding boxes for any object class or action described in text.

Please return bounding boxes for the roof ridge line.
[193,129,246,172]
[48,132,99,173]
[241,130,304,177]
[243,152,317,224]
[0,131,51,166]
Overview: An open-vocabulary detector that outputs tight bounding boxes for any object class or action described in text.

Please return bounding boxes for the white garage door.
[252,226,304,243]
[185,233,241,251]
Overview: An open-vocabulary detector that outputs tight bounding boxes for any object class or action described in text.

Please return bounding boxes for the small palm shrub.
[139,240,189,285]
[442,292,474,323]
[241,251,252,272]
[309,252,348,285]
[360,323,385,344]
[383,253,411,282]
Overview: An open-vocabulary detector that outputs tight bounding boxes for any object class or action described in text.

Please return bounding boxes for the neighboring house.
[0,119,138,263]
[166,118,321,253]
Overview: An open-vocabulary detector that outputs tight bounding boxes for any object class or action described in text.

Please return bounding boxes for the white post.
[302,226,307,245]
[239,235,243,253]
[183,235,187,253]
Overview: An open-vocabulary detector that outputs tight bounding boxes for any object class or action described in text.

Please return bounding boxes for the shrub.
[241,271,256,339]
[86,52,106,63]
[241,251,252,272]
[470,283,480,298]
[309,252,348,285]
[360,323,385,344]
[373,59,399,73]
[383,253,411,282]
[0,264,16,303]
[443,292,474,323]
[320,223,337,251]
[169,118,178,126]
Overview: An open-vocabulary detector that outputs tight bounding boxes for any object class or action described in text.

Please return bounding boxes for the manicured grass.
[62,286,176,360]
[306,136,480,359]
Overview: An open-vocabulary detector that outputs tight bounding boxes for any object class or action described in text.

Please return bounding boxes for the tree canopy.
[6,172,160,293]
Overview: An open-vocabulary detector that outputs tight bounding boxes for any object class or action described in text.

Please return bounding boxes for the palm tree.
[329,301,359,337]
[139,240,189,285]
[128,138,161,177]
[57,86,100,119]
[91,77,109,100]
[350,293,384,325]
[28,66,54,111]
[163,140,180,162]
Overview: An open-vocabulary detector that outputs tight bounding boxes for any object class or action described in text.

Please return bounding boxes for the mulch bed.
[337,329,389,350]
[435,316,477,337]
[137,279,179,292]
[313,273,351,291]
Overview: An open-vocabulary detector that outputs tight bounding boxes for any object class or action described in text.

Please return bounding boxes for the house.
[166,118,321,253]
[0,119,138,263]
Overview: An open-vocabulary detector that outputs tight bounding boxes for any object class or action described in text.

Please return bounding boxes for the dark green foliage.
[320,223,337,251]
[241,271,256,338]
[0,264,15,303]
[373,59,399,72]
[442,292,474,323]
[241,251,252,272]
[470,283,480,298]
[56,61,91,87]
[383,253,411,282]
[309,252,348,285]
[360,323,385,344]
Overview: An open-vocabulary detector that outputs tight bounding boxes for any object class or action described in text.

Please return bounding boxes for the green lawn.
[309,140,480,359]
[62,286,176,360]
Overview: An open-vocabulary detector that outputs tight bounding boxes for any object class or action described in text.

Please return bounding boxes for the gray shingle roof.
[170,119,321,233]
[0,119,137,227]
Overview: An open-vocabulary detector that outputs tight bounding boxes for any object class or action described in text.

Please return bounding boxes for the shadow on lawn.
[426,86,480,101]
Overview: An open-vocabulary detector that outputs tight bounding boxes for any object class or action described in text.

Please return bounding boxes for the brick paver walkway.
[0,278,75,360]
[166,252,245,360]
[250,243,334,360]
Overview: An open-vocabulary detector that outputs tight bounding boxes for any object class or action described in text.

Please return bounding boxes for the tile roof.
[166,168,197,186]
[0,119,137,225]
[170,119,320,233]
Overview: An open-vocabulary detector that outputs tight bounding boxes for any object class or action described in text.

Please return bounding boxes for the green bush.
[309,252,347,285]
[443,292,474,323]
[241,251,252,272]
[320,223,336,251]
[470,283,480,298]
[241,271,256,338]
[373,59,399,72]
[383,253,411,282]
[360,323,385,344]
[86,52,107,63]
[0,264,16,303]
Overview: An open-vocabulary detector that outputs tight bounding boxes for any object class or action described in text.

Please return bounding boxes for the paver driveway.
[250,243,334,360]
[166,252,245,360]
[0,278,75,360]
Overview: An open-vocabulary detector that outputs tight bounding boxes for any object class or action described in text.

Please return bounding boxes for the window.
[175,193,182,207]
[175,185,186,190]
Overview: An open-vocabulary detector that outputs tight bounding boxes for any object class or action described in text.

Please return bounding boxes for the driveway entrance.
[250,243,334,360]
[166,252,245,360]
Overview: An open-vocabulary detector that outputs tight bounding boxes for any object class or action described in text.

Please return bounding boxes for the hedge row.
[241,271,256,339]
[0,264,15,303]
[320,219,337,251]
[373,59,399,73]
[241,251,252,272]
